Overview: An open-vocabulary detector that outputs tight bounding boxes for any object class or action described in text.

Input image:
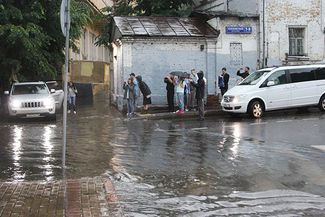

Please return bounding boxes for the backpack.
[218,76,225,88]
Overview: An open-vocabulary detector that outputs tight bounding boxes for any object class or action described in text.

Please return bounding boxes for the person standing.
[136,75,151,113]
[164,74,175,112]
[237,66,250,79]
[184,74,191,112]
[189,69,197,110]
[68,81,78,114]
[174,76,185,114]
[129,73,139,112]
[219,67,230,96]
[123,77,136,118]
[191,71,205,120]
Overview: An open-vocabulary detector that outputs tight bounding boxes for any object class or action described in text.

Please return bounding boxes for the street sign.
[226,26,252,34]
[60,0,69,37]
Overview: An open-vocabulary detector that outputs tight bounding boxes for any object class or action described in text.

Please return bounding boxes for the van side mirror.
[4,91,9,95]
[50,89,56,93]
[267,81,275,87]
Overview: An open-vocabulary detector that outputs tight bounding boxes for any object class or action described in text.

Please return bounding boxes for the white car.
[221,65,325,118]
[5,82,56,119]
[46,81,64,110]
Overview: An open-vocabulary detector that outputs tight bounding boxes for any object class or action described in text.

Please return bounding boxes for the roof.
[113,16,219,38]
[193,10,259,18]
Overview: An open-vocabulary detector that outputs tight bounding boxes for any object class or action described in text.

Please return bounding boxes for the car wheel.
[319,95,325,112]
[249,100,264,118]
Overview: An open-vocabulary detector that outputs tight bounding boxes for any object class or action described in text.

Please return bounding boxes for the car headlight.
[233,94,247,103]
[43,98,54,107]
[9,100,21,108]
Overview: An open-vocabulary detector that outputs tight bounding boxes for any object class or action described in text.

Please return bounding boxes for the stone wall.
[263,0,325,66]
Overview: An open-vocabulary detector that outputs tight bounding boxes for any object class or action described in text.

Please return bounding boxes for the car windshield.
[12,84,49,95]
[239,70,271,85]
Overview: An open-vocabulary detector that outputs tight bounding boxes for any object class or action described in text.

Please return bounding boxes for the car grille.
[22,101,43,108]
[223,96,234,103]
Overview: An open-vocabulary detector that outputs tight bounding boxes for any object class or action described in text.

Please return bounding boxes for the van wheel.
[319,95,325,112]
[249,100,264,118]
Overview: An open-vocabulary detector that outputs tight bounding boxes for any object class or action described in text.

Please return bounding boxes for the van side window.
[263,70,287,86]
[314,67,325,80]
[289,68,316,83]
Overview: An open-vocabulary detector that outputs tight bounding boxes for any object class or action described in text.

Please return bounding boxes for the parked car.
[4,81,56,119]
[46,81,64,110]
[221,65,325,118]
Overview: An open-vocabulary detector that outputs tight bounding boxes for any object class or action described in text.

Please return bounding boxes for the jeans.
[176,92,184,110]
[127,98,135,114]
[68,96,76,111]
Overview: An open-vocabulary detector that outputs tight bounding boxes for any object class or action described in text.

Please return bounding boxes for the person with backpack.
[219,67,230,96]
[136,75,152,113]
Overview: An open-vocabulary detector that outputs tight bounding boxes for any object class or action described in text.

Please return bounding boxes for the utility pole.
[60,0,70,169]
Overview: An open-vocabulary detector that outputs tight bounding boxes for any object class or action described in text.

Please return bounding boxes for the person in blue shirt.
[129,73,138,114]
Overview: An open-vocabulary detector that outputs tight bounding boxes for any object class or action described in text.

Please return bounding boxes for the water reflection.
[42,125,55,181]
[12,125,25,180]
[230,123,241,159]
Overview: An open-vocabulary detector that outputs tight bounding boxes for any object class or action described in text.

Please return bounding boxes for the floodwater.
[1,96,325,215]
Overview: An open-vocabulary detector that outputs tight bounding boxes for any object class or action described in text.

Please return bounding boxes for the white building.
[262,0,325,66]
[194,0,325,68]
[111,16,218,110]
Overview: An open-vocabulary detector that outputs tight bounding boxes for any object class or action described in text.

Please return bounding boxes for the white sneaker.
[68,110,71,114]
[73,111,77,114]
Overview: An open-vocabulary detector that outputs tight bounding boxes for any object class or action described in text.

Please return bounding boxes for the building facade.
[262,0,325,66]
[69,0,113,95]
[111,16,218,110]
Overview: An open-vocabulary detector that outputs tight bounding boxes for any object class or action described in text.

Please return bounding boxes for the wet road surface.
[1,97,325,216]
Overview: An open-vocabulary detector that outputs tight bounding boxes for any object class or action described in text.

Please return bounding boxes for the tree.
[95,0,193,46]
[0,0,92,88]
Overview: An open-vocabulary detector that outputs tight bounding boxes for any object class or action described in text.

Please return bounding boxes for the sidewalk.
[0,176,122,217]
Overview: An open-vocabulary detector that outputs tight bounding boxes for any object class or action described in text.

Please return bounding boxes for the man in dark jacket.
[164,75,175,112]
[191,71,205,120]
[136,75,151,113]
[220,67,230,96]
[237,66,250,79]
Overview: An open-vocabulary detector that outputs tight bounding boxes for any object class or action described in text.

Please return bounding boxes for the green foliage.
[96,0,193,46]
[0,0,92,85]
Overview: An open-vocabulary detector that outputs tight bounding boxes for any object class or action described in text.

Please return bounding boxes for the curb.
[128,109,225,120]
[103,178,124,217]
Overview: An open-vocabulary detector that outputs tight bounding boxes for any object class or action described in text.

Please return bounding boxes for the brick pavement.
[0,177,122,217]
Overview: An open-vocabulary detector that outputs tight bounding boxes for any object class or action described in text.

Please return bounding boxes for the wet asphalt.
[0,96,325,216]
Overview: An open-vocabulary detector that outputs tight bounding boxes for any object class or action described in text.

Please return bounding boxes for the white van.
[221,65,325,118]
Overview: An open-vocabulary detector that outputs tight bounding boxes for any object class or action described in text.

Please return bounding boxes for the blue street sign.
[226,26,252,34]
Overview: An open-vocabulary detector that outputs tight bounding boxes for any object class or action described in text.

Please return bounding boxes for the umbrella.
[170,71,189,77]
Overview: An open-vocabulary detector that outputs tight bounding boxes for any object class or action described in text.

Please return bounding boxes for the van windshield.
[239,70,271,85]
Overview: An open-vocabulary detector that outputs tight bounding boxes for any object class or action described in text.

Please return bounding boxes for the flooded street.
[1,96,325,215]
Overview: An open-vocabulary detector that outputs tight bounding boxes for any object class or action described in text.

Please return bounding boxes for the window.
[230,43,243,66]
[264,70,288,86]
[289,28,305,56]
[289,68,315,83]
[314,67,325,80]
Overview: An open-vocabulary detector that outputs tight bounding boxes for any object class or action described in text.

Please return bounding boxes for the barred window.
[289,28,305,56]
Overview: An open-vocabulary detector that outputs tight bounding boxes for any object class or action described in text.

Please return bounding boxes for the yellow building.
[70,0,113,96]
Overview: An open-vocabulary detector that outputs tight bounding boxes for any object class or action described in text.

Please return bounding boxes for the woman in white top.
[174,76,185,114]
[68,82,78,114]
